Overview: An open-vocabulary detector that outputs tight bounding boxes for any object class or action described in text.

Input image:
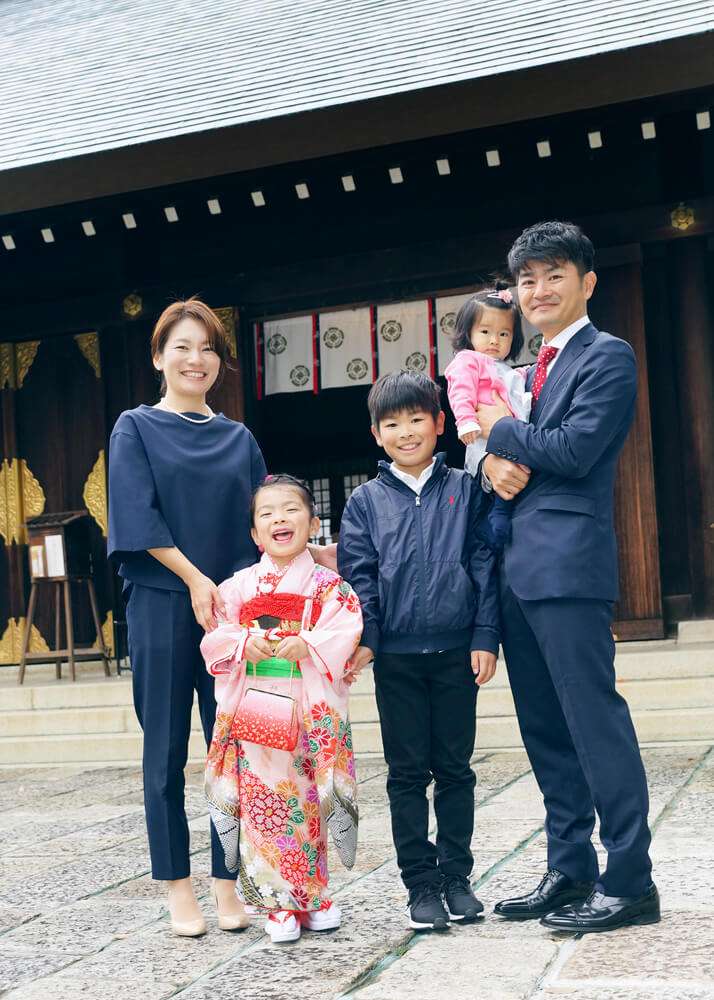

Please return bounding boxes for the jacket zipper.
[378,466,446,644]
[414,492,428,639]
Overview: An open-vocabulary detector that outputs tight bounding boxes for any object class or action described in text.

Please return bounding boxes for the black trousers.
[126,583,232,881]
[374,648,477,891]
[500,579,653,896]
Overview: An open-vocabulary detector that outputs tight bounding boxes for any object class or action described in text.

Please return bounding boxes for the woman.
[108,298,266,936]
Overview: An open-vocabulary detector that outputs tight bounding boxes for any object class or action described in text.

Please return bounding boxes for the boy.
[338,370,500,930]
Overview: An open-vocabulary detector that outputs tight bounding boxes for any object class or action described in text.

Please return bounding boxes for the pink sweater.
[445,350,515,435]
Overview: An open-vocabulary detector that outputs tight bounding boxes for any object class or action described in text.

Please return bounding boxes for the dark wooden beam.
[1,34,713,215]
[3,195,713,343]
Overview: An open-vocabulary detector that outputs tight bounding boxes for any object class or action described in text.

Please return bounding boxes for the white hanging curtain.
[318,307,374,389]
[263,315,315,396]
[434,293,472,375]
[376,300,433,377]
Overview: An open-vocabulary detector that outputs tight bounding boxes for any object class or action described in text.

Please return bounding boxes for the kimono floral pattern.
[236,739,329,911]
[202,550,363,912]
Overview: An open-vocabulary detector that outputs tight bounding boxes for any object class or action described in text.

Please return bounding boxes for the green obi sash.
[247,656,302,678]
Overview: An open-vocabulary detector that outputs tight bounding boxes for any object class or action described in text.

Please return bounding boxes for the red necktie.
[531,345,559,401]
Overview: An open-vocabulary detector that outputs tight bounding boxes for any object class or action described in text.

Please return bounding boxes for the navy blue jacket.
[487,323,636,602]
[337,454,500,656]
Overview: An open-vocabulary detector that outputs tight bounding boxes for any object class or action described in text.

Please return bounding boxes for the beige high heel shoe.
[167,885,207,938]
[213,879,251,932]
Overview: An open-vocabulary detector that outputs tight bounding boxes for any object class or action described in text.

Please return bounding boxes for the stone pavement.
[0,744,712,999]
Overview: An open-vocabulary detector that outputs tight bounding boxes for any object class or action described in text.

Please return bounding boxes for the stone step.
[353,705,714,754]
[1,705,713,765]
[345,674,714,722]
[0,705,136,738]
[0,643,711,709]
[677,619,714,643]
[0,674,133,712]
[0,731,205,766]
[3,674,711,738]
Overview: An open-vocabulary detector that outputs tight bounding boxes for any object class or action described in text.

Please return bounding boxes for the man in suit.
[477,220,659,933]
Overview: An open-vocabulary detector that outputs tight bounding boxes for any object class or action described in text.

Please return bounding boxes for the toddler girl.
[445,283,530,547]
[201,474,363,943]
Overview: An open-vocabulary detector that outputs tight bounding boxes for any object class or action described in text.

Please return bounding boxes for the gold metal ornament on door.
[0,617,50,665]
[0,341,40,390]
[0,458,46,545]
[82,449,108,537]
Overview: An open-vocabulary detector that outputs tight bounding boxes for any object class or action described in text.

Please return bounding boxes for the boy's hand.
[460,430,479,445]
[471,650,497,686]
[274,636,310,662]
[244,635,275,664]
[345,645,374,685]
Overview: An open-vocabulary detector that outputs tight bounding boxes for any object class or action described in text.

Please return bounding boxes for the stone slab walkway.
[0,745,712,999]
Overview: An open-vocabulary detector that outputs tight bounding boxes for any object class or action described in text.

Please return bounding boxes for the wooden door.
[0,333,112,665]
[589,258,664,639]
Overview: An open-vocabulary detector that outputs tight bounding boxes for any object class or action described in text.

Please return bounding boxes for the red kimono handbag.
[233,659,300,752]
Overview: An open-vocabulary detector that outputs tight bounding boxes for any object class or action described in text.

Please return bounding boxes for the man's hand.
[475,394,512,438]
[471,650,497,686]
[244,635,275,664]
[460,430,479,445]
[310,543,338,572]
[344,645,374,686]
[274,636,310,661]
[483,455,531,501]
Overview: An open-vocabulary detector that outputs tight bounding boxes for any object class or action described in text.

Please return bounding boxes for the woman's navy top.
[108,404,267,591]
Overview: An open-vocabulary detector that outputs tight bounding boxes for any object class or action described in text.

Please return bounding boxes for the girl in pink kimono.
[201,474,362,944]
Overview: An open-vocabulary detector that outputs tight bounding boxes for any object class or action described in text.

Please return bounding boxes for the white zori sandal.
[301,901,342,931]
[265,910,301,943]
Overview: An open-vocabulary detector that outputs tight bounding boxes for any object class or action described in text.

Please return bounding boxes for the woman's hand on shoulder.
[309,543,338,572]
[188,573,226,631]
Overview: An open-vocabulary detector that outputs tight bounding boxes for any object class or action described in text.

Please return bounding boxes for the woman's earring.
[258,544,264,553]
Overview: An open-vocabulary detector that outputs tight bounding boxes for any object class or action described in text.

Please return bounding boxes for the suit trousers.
[500,578,653,896]
[374,648,477,890]
[126,583,232,881]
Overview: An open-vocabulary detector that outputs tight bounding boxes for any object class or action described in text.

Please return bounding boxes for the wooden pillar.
[590,255,664,639]
[668,237,714,617]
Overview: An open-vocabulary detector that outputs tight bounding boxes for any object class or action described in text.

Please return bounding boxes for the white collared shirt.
[390,457,436,495]
[542,315,590,375]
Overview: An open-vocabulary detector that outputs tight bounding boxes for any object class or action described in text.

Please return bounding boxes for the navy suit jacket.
[487,323,637,602]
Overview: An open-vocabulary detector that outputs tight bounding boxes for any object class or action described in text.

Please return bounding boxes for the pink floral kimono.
[200,549,362,913]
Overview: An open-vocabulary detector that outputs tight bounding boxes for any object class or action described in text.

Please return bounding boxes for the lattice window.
[343,473,369,500]
[310,477,332,544]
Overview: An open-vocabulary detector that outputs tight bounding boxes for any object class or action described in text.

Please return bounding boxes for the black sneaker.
[442,875,485,922]
[408,883,450,931]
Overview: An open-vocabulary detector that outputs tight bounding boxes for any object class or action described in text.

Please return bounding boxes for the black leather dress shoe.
[494,869,594,920]
[540,883,660,933]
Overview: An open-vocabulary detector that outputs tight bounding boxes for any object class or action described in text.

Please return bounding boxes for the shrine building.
[1,1,713,664]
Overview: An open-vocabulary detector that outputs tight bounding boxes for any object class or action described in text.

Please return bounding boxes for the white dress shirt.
[390,457,436,495]
[542,314,591,375]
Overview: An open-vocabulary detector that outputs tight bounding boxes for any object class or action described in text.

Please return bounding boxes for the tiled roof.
[1,0,713,172]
